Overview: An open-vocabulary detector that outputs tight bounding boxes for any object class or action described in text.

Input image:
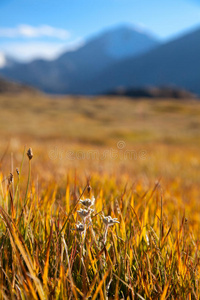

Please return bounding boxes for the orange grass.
[0,145,199,299]
[0,95,200,298]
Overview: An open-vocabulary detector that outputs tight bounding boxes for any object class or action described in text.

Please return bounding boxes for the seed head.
[8,173,13,185]
[27,148,33,160]
[87,185,92,193]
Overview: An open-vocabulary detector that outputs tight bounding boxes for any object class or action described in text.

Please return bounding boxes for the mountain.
[80,26,200,96]
[0,76,39,94]
[0,24,160,94]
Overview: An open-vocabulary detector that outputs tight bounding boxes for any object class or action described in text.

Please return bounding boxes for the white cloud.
[0,42,67,61]
[0,52,6,68]
[0,24,70,40]
[0,39,84,62]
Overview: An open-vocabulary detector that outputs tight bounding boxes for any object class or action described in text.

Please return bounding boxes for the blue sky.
[0,0,200,62]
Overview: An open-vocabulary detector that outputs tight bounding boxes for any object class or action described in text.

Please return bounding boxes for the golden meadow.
[0,93,200,299]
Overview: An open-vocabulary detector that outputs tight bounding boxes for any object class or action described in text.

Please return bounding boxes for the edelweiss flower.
[77,208,93,219]
[75,222,85,232]
[103,215,120,226]
[80,196,95,208]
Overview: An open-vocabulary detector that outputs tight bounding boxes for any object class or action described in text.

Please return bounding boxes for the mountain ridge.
[0,24,160,94]
[79,25,200,95]
[1,23,200,96]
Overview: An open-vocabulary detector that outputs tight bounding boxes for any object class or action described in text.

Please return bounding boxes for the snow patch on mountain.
[103,26,159,59]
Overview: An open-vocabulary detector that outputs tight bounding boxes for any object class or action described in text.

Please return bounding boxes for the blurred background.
[0,0,200,95]
[0,0,200,189]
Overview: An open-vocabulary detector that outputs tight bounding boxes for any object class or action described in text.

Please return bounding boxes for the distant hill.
[82,26,200,96]
[0,77,38,94]
[0,24,160,94]
[107,87,196,99]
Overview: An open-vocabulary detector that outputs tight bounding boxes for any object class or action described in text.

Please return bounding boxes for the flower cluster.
[75,221,85,232]
[77,208,94,219]
[74,196,95,234]
[74,194,120,245]
[79,196,95,208]
[102,215,120,226]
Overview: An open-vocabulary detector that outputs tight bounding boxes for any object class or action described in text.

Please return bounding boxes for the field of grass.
[0,93,200,299]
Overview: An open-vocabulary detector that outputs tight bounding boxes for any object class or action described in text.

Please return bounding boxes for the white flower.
[77,208,93,219]
[75,222,85,232]
[80,196,95,208]
[102,215,120,226]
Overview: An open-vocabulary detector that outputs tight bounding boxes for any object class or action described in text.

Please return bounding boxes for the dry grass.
[0,93,200,299]
[1,93,200,144]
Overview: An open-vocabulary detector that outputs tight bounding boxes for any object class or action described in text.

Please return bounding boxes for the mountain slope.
[0,76,38,94]
[0,24,160,94]
[81,26,200,95]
